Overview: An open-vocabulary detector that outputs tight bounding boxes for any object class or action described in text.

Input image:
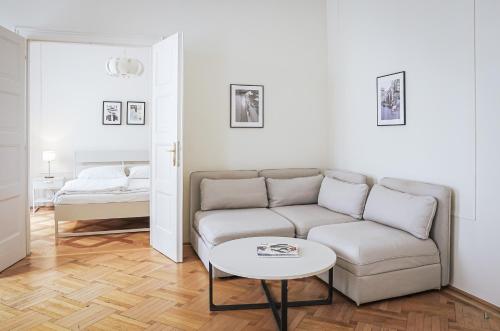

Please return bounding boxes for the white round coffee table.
[209,237,336,331]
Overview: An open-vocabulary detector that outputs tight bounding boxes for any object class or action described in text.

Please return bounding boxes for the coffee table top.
[209,237,336,280]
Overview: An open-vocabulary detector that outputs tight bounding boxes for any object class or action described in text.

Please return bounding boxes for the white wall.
[1,0,498,308]
[29,41,151,179]
[0,0,329,240]
[327,0,500,307]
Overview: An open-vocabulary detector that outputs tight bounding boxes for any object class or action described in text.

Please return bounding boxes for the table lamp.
[42,150,56,178]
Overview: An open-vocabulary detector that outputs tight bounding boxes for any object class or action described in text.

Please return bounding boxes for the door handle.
[167,142,178,167]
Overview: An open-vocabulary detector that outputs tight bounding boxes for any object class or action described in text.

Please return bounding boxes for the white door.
[0,26,27,272]
[150,33,184,262]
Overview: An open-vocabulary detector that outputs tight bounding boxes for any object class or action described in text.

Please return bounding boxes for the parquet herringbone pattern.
[30,208,150,257]
[0,209,498,330]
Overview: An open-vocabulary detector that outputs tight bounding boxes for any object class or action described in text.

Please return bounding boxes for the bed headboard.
[74,150,149,177]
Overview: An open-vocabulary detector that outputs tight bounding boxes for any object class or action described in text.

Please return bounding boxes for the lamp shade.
[106,57,144,78]
[42,150,56,162]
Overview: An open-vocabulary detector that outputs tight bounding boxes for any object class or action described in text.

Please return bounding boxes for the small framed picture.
[377,71,405,126]
[230,84,264,128]
[102,101,122,125]
[127,101,146,125]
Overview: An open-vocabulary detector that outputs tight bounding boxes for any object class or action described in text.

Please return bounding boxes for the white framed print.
[230,84,264,128]
[377,71,405,126]
[102,101,122,125]
[127,101,146,125]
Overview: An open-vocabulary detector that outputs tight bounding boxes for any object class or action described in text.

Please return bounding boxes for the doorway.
[0,27,184,273]
[28,40,152,256]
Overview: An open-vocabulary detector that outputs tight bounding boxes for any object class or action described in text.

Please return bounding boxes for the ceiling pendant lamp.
[106,57,144,78]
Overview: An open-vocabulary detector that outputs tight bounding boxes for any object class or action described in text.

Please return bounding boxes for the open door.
[150,33,184,262]
[0,26,28,272]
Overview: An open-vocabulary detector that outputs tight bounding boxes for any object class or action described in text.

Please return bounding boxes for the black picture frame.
[230,84,264,128]
[102,101,122,125]
[126,101,146,125]
[376,71,406,126]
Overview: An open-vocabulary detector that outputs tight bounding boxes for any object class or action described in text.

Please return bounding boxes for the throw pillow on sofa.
[363,184,437,239]
[318,176,369,219]
[266,174,324,207]
[200,177,268,210]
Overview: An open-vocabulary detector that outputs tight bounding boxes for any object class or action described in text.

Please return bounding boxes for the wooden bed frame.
[54,150,150,238]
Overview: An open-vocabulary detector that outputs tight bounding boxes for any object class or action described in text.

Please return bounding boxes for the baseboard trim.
[444,286,499,316]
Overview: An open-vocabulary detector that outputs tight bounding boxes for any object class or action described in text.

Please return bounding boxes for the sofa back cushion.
[259,168,321,179]
[200,177,268,210]
[363,184,437,239]
[324,169,368,185]
[318,177,369,219]
[266,175,324,207]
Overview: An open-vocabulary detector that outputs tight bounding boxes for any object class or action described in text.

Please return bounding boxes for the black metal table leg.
[328,266,333,303]
[261,279,281,324]
[210,262,270,311]
[209,262,214,310]
[281,280,288,331]
[209,265,334,331]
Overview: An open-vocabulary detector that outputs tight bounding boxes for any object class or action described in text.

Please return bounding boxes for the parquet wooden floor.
[30,208,150,257]
[0,209,498,330]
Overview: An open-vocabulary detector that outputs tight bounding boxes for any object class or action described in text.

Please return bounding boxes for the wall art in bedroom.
[377,71,405,126]
[102,101,122,125]
[230,84,264,128]
[127,101,146,125]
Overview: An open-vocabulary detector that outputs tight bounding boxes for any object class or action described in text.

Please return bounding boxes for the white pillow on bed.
[77,165,125,179]
[128,165,150,179]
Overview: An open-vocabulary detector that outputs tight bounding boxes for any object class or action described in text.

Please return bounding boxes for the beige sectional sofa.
[189,168,451,305]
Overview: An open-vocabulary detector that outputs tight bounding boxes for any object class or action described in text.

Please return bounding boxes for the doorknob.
[167,142,178,167]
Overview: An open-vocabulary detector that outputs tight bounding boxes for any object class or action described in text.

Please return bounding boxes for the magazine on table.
[257,243,299,257]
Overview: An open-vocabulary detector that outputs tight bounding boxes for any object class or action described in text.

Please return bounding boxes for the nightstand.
[32,177,65,214]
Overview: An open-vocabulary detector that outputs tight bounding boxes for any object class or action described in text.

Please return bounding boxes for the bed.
[53,150,150,238]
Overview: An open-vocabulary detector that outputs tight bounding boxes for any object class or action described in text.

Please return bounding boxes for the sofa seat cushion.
[271,205,356,239]
[194,208,295,246]
[307,221,440,277]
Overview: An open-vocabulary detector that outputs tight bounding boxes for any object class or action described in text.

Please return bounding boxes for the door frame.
[15,27,164,254]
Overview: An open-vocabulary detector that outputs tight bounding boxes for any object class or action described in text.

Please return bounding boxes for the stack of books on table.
[256,243,299,257]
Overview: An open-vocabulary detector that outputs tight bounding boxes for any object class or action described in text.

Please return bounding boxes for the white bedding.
[54,191,149,205]
[58,177,129,194]
[54,178,150,205]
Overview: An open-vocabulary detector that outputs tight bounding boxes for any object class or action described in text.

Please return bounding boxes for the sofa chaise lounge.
[189,168,451,305]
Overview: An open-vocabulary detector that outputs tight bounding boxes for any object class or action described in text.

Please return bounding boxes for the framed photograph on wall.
[102,101,122,125]
[127,101,146,125]
[230,84,264,128]
[377,71,405,126]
